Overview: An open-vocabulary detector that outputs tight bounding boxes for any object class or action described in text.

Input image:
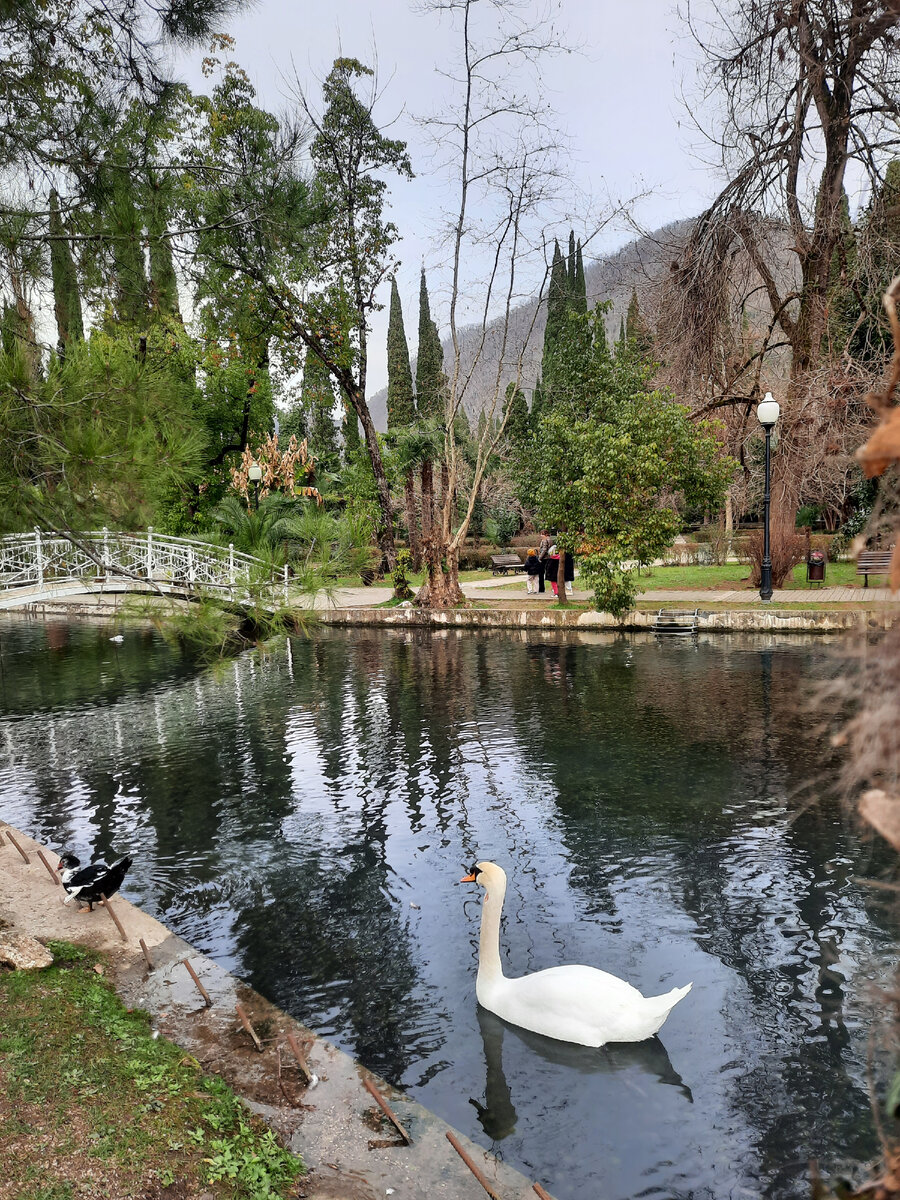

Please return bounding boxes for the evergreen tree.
[542,240,568,395]
[48,189,84,351]
[416,269,446,418]
[282,349,340,477]
[573,239,587,315]
[567,229,577,295]
[387,278,416,428]
[503,381,530,446]
[386,277,422,567]
[106,172,150,326]
[146,172,181,321]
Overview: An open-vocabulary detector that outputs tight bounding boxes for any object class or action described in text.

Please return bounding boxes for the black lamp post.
[757,393,780,602]
[248,461,262,511]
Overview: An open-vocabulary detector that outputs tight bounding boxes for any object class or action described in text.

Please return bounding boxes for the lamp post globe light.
[757,393,780,602]
[248,461,262,510]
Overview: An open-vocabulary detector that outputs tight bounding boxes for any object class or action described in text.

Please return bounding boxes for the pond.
[1,617,898,1200]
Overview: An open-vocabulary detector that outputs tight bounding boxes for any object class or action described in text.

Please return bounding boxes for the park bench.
[490,553,525,575]
[856,549,894,587]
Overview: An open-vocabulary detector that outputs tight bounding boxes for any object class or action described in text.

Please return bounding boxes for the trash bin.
[806,551,826,584]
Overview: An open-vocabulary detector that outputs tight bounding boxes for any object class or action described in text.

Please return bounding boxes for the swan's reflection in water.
[471,1005,693,1142]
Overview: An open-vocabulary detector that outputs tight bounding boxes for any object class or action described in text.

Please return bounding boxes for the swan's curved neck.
[478,878,506,983]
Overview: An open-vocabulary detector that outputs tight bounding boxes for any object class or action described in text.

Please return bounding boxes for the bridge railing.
[0,528,285,599]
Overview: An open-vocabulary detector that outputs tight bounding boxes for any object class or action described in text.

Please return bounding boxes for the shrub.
[747,529,806,587]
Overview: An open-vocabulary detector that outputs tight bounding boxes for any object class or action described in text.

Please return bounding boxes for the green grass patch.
[635,560,862,589]
[0,941,304,1200]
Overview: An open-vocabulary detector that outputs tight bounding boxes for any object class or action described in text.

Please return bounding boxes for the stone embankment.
[0,822,552,1200]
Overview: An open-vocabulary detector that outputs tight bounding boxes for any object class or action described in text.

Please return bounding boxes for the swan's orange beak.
[460,871,477,882]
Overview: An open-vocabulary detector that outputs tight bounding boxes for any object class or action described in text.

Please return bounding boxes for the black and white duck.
[58,853,133,911]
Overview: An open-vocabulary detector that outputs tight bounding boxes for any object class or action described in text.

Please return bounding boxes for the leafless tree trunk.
[414,0,605,608]
[666,0,900,544]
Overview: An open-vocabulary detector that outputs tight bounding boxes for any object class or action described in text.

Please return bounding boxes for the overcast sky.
[178,0,719,395]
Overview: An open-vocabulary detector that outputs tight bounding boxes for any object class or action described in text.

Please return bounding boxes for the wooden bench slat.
[856,549,894,586]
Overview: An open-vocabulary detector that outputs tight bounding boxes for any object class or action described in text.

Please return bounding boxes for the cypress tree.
[503,381,530,445]
[573,239,587,314]
[48,189,84,351]
[416,269,446,419]
[108,177,150,326]
[567,229,577,295]
[541,241,569,401]
[543,241,568,361]
[387,276,422,568]
[387,278,416,428]
[146,173,181,321]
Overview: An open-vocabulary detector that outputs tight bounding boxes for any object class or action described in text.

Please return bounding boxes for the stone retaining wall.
[320,605,896,634]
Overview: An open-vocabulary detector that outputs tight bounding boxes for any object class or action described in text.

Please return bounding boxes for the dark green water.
[2,617,898,1199]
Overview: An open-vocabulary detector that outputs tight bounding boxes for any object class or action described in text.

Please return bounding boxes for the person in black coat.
[524,548,541,594]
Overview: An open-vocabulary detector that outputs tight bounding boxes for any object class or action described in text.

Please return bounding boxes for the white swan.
[462,861,692,1048]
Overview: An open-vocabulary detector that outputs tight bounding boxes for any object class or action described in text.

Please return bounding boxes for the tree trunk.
[556,553,567,606]
[351,386,396,571]
[440,460,451,527]
[421,459,434,544]
[404,468,422,570]
[416,536,465,608]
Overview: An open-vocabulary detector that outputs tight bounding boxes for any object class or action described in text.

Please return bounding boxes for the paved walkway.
[319,577,897,609]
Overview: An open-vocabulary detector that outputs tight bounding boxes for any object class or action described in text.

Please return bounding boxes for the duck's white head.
[461,861,507,896]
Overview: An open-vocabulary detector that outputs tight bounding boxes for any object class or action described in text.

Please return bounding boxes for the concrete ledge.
[0,822,551,1200]
[319,605,896,634]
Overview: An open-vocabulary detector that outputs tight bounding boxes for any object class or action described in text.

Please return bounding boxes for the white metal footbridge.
[0,528,291,610]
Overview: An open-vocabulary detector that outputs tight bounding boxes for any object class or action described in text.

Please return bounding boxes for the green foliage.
[0,331,203,533]
[503,382,530,446]
[392,548,414,599]
[485,507,520,548]
[387,277,416,428]
[48,190,84,349]
[416,269,446,419]
[528,308,733,618]
[0,940,304,1199]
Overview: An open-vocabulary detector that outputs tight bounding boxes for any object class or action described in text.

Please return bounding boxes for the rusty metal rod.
[364,1077,412,1145]
[139,938,153,971]
[445,1130,502,1200]
[182,958,212,1007]
[235,1003,263,1052]
[6,831,30,864]
[285,1031,314,1085]
[533,1185,554,1200]
[37,849,60,884]
[99,893,127,941]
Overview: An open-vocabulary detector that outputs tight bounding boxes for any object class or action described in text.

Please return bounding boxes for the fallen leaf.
[93,963,104,975]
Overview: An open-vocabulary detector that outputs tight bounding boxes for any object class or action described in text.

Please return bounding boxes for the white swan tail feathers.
[641,981,693,1038]
[463,861,693,1048]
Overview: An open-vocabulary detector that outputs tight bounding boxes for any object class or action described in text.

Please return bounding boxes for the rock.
[0,930,53,970]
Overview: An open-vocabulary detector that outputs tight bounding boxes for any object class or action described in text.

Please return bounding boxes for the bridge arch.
[0,528,288,610]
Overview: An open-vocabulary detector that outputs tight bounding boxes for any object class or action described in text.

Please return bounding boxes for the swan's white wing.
[487,965,649,1047]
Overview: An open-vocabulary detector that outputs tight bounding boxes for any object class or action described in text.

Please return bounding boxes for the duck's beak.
[460,871,477,882]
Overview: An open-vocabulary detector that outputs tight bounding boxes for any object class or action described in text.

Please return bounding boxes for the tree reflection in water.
[1,621,899,1200]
